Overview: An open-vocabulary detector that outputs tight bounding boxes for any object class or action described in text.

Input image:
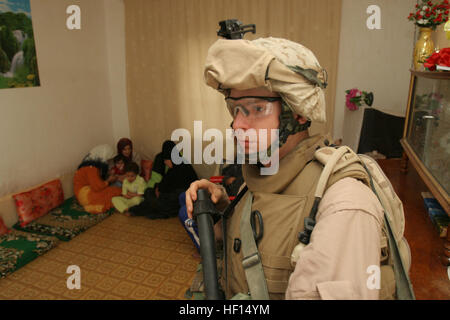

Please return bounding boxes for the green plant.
[0,25,18,61]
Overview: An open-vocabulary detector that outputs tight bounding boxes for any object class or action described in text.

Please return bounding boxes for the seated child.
[112,162,147,216]
[110,154,127,188]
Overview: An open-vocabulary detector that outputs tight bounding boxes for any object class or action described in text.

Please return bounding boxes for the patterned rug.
[13,197,114,241]
[0,213,200,300]
[0,230,59,279]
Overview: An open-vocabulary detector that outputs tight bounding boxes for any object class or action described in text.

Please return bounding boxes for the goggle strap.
[225,96,282,102]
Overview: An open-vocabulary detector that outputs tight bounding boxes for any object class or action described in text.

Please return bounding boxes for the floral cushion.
[13,179,65,227]
[0,217,10,236]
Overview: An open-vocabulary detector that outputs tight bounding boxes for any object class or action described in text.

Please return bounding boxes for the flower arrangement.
[345,88,374,111]
[423,47,450,70]
[407,0,450,30]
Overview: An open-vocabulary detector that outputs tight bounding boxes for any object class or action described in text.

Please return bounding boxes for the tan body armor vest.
[220,135,395,299]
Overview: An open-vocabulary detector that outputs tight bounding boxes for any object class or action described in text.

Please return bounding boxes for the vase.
[414,27,435,70]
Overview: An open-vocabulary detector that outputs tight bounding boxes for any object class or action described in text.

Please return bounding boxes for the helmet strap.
[278,100,311,147]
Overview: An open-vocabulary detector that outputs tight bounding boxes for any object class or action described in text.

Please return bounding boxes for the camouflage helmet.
[204,37,327,123]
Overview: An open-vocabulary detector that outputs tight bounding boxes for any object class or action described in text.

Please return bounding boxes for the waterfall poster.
[0,0,40,89]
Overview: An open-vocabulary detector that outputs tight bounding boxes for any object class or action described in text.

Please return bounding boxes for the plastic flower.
[346,95,358,111]
[345,88,374,111]
[408,0,450,29]
[424,47,450,70]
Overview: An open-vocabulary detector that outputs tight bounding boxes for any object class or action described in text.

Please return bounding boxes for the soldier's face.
[230,88,281,154]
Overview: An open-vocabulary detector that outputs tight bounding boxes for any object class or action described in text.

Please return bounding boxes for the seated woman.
[74,144,122,214]
[145,140,172,190]
[129,140,198,219]
[108,138,141,186]
[118,138,141,166]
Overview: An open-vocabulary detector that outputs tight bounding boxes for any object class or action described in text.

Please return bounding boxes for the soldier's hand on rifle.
[185,179,226,219]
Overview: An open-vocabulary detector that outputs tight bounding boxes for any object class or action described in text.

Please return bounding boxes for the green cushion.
[13,197,114,241]
[0,230,58,279]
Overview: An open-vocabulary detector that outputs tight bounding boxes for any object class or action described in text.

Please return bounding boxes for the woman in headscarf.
[74,144,122,214]
[117,138,141,165]
[113,138,142,183]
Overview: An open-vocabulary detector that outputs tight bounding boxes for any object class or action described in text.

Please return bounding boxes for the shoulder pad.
[314,146,360,173]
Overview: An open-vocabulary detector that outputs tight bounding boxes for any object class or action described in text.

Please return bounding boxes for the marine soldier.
[185,37,400,300]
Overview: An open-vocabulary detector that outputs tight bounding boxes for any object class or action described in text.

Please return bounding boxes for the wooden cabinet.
[401,70,450,265]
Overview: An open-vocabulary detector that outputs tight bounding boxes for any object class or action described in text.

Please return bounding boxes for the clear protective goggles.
[225,96,282,120]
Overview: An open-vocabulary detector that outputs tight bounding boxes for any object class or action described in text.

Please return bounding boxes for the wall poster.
[0,0,40,89]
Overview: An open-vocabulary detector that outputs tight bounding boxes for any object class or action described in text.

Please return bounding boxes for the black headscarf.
[162,140,176,160]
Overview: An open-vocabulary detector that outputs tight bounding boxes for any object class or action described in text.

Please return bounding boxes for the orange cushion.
[0,216,10,235]
[13,179,64,226]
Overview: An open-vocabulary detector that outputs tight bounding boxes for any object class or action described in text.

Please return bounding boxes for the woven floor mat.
[0,213,200,300]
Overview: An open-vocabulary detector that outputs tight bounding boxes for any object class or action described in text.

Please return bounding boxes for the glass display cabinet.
[400,70,450,265]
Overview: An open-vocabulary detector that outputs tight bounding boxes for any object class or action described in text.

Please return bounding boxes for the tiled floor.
[0,214,199,300]
[378,158,450,300]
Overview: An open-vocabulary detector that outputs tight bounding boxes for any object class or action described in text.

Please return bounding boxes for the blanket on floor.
[12,197,114,241]
[0,230,59,278]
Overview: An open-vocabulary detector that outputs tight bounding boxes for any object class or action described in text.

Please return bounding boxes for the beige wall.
[0,0,118,197]
[124,0,342,160]
[104,0,130,144]
[334,0,416,150]
[432,23,450,51]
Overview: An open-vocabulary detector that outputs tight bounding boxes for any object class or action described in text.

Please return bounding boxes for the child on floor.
[110,154,127,188]
[112,162,146,216]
